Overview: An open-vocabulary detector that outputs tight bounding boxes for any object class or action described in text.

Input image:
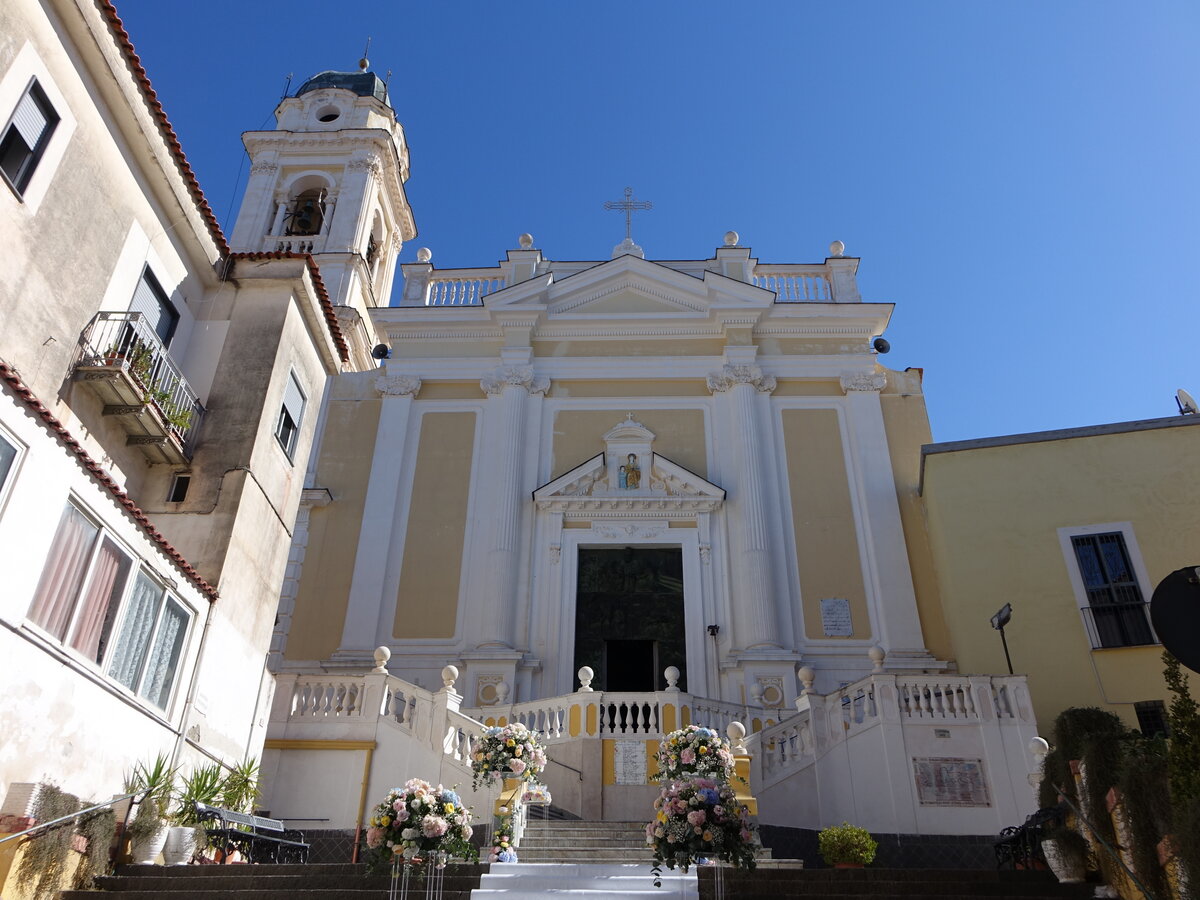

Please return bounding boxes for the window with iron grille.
[1,79,59,196]
[1134,700,1169,738]
[1070,532,1155,648]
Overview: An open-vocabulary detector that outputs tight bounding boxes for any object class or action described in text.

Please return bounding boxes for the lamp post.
[990,603,1014,675]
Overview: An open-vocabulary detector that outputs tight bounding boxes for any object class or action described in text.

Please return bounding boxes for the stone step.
[691,867,1095,899]
[474,862,697,899]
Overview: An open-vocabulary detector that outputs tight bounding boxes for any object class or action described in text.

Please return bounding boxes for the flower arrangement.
[363,779,475,871]
[654,725,735,784]
[646,776,757,873]
[488,817,518,863]
[471,723,547,789]
[817,822,877,867]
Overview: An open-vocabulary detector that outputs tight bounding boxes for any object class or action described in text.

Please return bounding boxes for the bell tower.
[229,63,416,370]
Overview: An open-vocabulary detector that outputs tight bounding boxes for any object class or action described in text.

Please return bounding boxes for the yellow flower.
[444,803,455,814]
[702,830,713,841]
[506,739,516,747]
[381,816,391,827]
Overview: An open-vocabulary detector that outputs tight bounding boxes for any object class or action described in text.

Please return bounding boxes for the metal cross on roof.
[603,187,652,242]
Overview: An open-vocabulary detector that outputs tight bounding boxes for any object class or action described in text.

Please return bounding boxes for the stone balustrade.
[752,266,832,301]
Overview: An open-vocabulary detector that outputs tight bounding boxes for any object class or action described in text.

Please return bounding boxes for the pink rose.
[422,816,450,838]
[509,758,527,774]
[687,810,706,826]
[680,749,696,765]
[366,826,384,849]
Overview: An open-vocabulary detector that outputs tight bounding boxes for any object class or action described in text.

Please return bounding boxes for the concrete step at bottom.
[62,893,474,900]
[475,863,697,899]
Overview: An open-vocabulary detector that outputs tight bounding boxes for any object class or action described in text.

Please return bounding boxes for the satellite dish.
[1177,388,1198,415]
[371,344,391,360]
[1150,566,1200,674]
[873,337,891,354]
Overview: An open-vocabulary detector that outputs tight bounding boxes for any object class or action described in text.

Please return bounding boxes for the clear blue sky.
[114,1,1199,443]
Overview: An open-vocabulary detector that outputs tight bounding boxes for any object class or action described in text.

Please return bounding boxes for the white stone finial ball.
[798,665,815,690]
[664,665,680,689]
[373,645,391,672]
[750,682,764,703]
[497,681,511,703]
[727,721,746,743]
[519,233,534,249]
[416,247,432,263]
[359,57,370,72]
[441,665,459,689]
[1028,736,1050,758]
[578,666,594,691]
[829,240,845,257]
[723,230,739,247]
[868,645,886,672]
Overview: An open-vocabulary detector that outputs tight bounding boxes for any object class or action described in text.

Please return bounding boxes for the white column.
[839,372,928,657]
[333,373,422,664]
[707,364,782,650]
[477,365,549,649]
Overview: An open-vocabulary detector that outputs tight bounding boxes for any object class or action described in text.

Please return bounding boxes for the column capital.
[481,365,550,396]
[706,364,776,394]
[375,373,422,397]
[839,371,887,393]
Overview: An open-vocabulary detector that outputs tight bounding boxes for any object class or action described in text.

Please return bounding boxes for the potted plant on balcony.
[164,763,223,865]
[818,822,878,868]
[124,754,177,865]
[1040,823,1089,883]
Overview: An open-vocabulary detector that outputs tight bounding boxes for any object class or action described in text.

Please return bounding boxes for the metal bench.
[195,801,309,864]
[995,805,1063,869]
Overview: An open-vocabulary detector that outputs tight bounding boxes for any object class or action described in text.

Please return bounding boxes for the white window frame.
[25,498,195,713]
[1057,522,1158,649]
[275,369,306,462]
[0,43,76,212]
[0,421,26,519]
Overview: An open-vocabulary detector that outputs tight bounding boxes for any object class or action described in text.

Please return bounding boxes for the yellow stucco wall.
[551,409,707,481]
[781,409,869,640]
[534,339,726,358]
[922,421,1200,731]
[549,380,711,398]
[395,411,478,639]
[284,375,382,660]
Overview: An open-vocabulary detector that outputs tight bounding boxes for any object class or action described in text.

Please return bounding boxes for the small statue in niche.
[618,464,628,489]
[625,453,641,489]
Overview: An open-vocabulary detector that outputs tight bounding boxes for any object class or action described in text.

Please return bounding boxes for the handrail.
[546,757,584,782]
[1048,781,1156,900]
[0,790,140,845]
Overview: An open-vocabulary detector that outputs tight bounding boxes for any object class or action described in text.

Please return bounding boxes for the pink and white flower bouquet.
[646,776,757,873]
[470,723,547,789]
[363,778,475,872]
[654,725,734,784]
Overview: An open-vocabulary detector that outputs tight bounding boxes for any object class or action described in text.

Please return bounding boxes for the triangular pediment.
[534,450,725,516]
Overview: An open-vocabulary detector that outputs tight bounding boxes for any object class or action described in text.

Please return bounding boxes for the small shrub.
[817,822,877,866]
[15,784,80,896]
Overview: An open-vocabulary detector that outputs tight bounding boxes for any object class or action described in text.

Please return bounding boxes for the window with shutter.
[275,370,306,460]
[129,266,179,347]
[0,79,59,196]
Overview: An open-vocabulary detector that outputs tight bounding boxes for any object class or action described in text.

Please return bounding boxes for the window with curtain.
[0,428,21,507]
[28,501,192,710]
[1,78,59,196]
[1070,532,1155,648]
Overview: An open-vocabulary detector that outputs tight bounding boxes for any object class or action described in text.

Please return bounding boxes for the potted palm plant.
[164,763,223,865]
[124,754,177,865]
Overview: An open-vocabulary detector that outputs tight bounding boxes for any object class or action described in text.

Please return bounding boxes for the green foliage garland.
[1116,737,1170,899]
[15,784,79,896]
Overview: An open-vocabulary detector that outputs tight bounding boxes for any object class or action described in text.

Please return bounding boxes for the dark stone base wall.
[759,825,997,869]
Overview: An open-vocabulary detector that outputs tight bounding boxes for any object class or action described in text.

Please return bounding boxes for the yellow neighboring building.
[921,415,1200,734]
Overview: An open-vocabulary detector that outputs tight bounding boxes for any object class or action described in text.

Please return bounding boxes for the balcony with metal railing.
[73,312,204,464]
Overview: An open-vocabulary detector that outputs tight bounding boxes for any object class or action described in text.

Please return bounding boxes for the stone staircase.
[692,866,1097,899]
[515,818,651,864]
[60,861,487,899]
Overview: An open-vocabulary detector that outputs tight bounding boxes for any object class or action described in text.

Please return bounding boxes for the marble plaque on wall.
[912,757,992,807]
[613,740,647,785]
[819,597,853,637]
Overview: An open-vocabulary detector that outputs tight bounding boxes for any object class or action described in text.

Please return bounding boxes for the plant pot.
[1040,839,1086,883]
[162,826,197,865]
[129,820,169,865]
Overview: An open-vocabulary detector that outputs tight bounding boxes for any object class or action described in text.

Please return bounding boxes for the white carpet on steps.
[471,862,698,898]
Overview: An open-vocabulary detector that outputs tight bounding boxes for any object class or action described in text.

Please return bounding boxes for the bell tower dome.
[229,65,416,369]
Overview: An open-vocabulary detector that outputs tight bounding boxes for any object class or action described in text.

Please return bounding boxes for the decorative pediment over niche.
[534,414,725,516]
